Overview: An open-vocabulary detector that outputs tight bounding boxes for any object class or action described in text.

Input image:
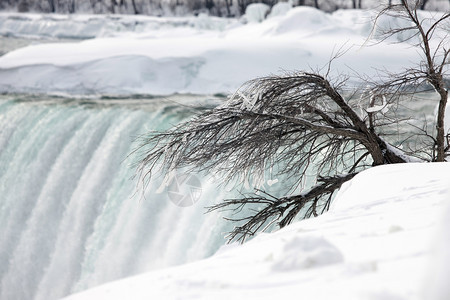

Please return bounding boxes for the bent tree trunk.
[135,72,410,243]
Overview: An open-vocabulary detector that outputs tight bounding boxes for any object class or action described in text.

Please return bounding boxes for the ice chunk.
[271,235,343,271]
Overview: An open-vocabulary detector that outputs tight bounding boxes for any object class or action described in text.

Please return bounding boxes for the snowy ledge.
[64,163,450,300]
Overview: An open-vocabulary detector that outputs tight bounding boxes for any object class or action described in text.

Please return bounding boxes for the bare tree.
[223,0,232,16]
[351,0,362,9]
[372,0,449,161]
[236,0,246,15]
[17,0,29,11]
[136,1,448,243]
[109,0,117,13]
[131,0,139,13]
[48,0,55,12]
[68,0,75,13]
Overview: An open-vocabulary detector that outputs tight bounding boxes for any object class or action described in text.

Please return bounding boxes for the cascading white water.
[0,95,230,300]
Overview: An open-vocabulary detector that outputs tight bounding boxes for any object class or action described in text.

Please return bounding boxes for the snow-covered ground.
[62,163,450,300]
[0,6,446,96]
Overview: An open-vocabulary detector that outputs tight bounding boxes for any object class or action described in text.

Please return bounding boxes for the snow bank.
[63,163,450,300]
[1,8,443,96]
[0,40,311,95]
[427,202,450,300]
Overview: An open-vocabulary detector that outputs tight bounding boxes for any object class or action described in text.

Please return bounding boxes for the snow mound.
[272,6,334,35]
[268,2,292,18]
[245,3,270,23]
[63,163,450,300]
[271,235,343,271]
[192,13,230,31]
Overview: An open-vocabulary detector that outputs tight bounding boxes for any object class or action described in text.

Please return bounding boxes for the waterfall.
[0,95,229,300]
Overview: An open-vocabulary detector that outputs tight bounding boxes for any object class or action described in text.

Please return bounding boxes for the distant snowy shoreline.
[1,7,446,97]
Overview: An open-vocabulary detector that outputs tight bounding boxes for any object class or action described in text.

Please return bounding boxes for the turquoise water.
[0,95,230,299]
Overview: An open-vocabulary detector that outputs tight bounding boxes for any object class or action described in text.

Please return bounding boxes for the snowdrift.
[63,163,450,300]
[0,7,441,96]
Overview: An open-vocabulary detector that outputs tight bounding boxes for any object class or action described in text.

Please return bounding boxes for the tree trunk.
[90,0,96,12]
[68,0,75,13]
[237,0,245,15]
[435,83,448,161]
[205,0,214,11]
[48,0,55,12]
[110,0,117,13]
[131,0,139,14]
[224,0,231,17]
[18,0,29,12]
[400,0,447,161]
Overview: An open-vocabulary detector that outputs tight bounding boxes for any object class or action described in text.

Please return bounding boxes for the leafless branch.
[207,173,357,243]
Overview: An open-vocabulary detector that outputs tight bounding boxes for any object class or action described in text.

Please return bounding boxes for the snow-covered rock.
[63,163,450,300]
